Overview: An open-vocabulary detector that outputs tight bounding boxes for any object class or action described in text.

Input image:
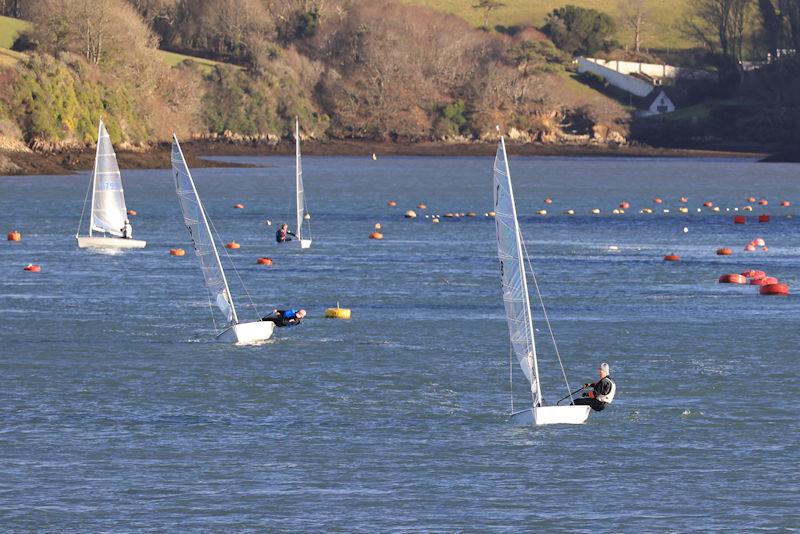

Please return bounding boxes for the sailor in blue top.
[262,308,306,327]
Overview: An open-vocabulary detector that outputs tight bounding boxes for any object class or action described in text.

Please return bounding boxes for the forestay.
[90,121,128,236]
[171,135,238,328]
[493,137,541,406]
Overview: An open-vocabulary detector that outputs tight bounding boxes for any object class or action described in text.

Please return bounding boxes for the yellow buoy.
[743,205,753,211]
[404,210,417,218]
[537,209,547,216]
[591,208,601,214]
[563,209,575,215]
[325,303,352,319]
[374,223,382,230]
[679,207,689,213]
[432,218,440,224]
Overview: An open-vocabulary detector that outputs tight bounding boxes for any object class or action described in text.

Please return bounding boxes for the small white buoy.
[663,209,670,213]
[697,208,701,212]
[682,409,691,416]
[608,245,620,251]
[682,227,689,233]
[265,219,272,226]
[304,213,311,220]
[371,153,377,160]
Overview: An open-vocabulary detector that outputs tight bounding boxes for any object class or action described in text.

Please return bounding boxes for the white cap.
[598,362,610,373]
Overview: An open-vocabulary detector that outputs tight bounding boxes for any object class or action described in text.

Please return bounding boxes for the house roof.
[641,87,678,109]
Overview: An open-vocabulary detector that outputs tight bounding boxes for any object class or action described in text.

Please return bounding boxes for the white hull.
[299,238,312,249]
[216,320,274,344]
[77,236,146,249]
[511,405,591,426]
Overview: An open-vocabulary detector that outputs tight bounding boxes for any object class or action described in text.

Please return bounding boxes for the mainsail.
[171,135,238,327]
[294,119,307,239]
[90,121,128,236]
[493,137,541,406]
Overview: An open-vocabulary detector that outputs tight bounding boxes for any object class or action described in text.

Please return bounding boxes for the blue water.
[1,155,798,530]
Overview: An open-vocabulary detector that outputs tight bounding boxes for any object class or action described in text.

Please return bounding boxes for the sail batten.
[172,135,239,328]
[89,121,128,236]
[493,137,542,406]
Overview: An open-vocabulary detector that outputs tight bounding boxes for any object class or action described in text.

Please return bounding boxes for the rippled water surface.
[1,154,799,530]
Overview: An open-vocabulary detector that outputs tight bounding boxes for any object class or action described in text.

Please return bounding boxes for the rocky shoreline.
[0,139,769,176]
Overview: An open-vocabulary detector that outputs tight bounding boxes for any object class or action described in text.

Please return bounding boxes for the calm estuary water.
[1,154,798,530]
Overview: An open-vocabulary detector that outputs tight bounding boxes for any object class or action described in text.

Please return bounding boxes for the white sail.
[90,121,128,236]
[294,118,306,239]
[171,135,238,327]
[493,137,541,406]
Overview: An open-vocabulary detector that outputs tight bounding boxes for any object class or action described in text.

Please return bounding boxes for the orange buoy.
[762,246,769,251]
[744,244,756,251]
[620,201,630,209]
[703,201,713,208]
[654,197,663,204]
[234,203,245,209]
[733,216,746,224]
[663,254,680,262]
[742,269,766,278]
[716,247,733,256]
[780,200,791,207]
[169,248,186,256]
[256,257,273,265]
[751,276,778,286]
[369,231,384,240]
[127,209,137,216]
[7,231,21,241]
[544,197,553,204]
[719,274,747,284]
[225,241,241,249]
[758,214,770,223]
[746,196,756,202]
[759,199,768,206]
[679,197,688,203]
[387,200,397,207]
[23,264,41,272]
[743,205,753,211]
[754,238,766,247]
[417,203,427,210]
[760,283,789,295]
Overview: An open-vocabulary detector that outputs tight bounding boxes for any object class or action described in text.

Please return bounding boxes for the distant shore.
[0,140,773,176]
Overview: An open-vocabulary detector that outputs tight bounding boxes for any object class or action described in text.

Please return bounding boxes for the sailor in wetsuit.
[262,308,306,327]
[276,224,297,243]
[573,362,616,411]
[120,219,132,239]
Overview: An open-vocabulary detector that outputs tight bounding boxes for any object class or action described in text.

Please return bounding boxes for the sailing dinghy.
[493,136,590,426]
[172,135,273,344]
[292,119,312,249]
[76,121,146,249]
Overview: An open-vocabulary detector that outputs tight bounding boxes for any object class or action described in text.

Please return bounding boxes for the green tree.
[471,0,505,31]
[543,5,618,56]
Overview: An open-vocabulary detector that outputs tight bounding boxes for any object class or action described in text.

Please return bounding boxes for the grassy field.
[404,0,692,50]
[0,15,231,73]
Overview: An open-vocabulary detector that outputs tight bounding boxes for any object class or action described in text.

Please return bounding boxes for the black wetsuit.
[262,309,302,327]
[276,228,297,243]
[573,376,615,411]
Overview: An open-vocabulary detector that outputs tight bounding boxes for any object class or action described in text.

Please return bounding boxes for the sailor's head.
[296,309,307,319]
[597,362,610,378]
[124,219,130,224]
[281,223,288,230]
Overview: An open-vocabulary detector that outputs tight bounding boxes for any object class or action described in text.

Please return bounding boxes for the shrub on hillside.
[543,5,618,56]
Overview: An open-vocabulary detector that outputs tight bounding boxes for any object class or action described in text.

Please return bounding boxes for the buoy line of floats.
[385,194,793,296]
[6,195,792,301]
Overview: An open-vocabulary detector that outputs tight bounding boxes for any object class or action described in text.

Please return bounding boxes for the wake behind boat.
[172,135,273,344]
[493,135,589,426]
[76,121,146,250]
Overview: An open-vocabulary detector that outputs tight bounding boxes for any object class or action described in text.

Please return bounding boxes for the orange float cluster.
[721,269,789,295]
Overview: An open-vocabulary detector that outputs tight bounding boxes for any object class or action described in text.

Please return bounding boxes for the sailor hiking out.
[262,308,306,327]
[276,223,296,243]
[572,362,616,412]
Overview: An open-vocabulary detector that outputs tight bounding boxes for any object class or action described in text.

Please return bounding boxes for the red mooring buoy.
[719,274,747,284]
[760,283,789,295]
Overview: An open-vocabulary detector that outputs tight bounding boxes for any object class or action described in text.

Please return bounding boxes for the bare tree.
[618,0,649,53]
[471,0,505,31]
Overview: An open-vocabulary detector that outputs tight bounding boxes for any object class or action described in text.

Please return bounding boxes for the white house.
[642,90,676,116]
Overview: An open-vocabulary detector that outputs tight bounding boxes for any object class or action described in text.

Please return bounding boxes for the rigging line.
[206,212,263,321]
[509,344,514,414]
[76,167,94,238]
[520,237,574,403]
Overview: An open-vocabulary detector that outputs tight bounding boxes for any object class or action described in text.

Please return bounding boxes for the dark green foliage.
[507,40,567,74]
[543,5,617,56]
[436,99,471,136]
